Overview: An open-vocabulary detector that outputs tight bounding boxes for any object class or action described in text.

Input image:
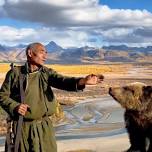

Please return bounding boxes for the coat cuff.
[76,78,85,91]
[9,101,20,117]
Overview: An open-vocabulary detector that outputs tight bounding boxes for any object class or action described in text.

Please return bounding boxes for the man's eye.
[40,50,44,53]
[40,50,47,54]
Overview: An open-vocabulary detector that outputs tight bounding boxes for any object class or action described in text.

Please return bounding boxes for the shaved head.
[25,42,47,67]
[25,42,44,57]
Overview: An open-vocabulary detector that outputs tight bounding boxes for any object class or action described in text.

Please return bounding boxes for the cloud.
[0,0,6,17]
[99,27,152,47]
[2,0,99,27]
[0,26,36,45]
[0,0,152,46]
[0,26,93,47]
[134,27,152,38]
[2,0,152,27]
[0,0,4,6]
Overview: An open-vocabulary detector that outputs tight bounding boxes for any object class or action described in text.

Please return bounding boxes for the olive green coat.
[0,64,84,152]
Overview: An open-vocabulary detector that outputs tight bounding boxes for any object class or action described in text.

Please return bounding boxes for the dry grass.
[0,63,132,74]
[46,64,132,76]
[0,64,10,73]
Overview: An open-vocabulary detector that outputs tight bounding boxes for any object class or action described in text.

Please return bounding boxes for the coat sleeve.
[48,69,85,91]
[0,70,20,117]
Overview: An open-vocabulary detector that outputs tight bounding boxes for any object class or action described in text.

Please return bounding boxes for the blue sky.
[0,0,152,47]
[100,0,152,12]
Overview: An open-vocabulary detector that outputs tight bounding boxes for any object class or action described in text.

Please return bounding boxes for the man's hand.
[78,74,104,85]
[85,74,98,85]
[15,104,30,116]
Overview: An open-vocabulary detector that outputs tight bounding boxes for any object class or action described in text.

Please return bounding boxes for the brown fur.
[109,82,152,152]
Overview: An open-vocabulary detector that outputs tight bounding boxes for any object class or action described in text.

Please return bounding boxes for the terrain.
[0,42,152,64]
[0,63,151,152]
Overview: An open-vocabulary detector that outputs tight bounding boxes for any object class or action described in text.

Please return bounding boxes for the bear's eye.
[130,89,135,94]
[124,87,129,91]
[124,87,127,90]
[124,87,134,94]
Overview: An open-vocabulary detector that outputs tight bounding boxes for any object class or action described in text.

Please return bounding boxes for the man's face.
[29,44,47,66]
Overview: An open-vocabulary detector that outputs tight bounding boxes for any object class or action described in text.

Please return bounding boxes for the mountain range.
[0,41,151,64]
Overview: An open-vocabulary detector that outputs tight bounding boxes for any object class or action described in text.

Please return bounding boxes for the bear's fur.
[109,82,152,152]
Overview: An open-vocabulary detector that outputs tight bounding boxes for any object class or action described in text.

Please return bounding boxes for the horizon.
[1,41,152,49]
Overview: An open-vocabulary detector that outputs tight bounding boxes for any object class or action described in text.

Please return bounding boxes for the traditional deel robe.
[0,64,85,152]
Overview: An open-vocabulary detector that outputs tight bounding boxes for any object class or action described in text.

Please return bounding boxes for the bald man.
[0,42,103,152]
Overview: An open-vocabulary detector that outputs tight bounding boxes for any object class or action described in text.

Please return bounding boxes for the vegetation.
[46,64,132,75]
[0,64,10,73]
[0,63,132,74]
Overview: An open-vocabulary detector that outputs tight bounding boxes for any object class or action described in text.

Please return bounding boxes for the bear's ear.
[143,86,152,98]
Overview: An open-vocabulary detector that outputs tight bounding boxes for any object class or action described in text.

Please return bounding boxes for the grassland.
[0,63,12,73]
[46,64,132,75]
[0,63,132,75]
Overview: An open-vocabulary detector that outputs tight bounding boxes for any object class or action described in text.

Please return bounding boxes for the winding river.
[56,95,125,140]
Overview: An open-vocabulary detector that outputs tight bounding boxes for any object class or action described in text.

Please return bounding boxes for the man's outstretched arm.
[48,69,104,91]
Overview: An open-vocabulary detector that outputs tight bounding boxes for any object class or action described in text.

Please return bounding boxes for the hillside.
[0,42,152,64]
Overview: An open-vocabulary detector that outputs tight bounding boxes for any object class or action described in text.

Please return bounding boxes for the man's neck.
[29,64,41,73]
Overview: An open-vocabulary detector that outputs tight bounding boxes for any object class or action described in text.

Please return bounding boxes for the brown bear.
[109,82,152,152]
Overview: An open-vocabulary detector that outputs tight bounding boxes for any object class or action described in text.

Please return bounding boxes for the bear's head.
[109,82,152,111]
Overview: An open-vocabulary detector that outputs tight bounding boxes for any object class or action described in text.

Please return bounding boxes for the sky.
[0,0,152,48]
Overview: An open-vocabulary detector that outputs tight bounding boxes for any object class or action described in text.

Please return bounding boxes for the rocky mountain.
[45,41,63,52]
[0,45,6,52]
[0,42,151,64]
[103,45,152,54]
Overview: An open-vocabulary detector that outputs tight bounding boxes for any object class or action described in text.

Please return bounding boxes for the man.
[0,42,103,152]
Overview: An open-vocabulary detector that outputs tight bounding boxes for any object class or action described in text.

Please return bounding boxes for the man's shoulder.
[4,65,22,82]
[11,65,22,74]
[42,66,55,73]
[6,65,21,75]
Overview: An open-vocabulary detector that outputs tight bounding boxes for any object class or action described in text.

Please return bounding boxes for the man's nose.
[43,52,47,59]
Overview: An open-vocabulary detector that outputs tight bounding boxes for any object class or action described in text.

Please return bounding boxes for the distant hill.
[45,41,63,52]
[0,45,6,52]
[103,45,152,53]
[0,42,151,64]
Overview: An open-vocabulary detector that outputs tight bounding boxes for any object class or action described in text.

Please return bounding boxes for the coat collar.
[21,62,45,75]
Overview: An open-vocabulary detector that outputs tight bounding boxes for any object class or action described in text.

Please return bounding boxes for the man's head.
[26,42,47,66]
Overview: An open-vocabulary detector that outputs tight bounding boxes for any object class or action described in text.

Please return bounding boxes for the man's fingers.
[18,109,26,116]
[24,104,30,108]
[19,106,27,111]
[85,74,104,85]
[18,107,27,115]
[85,74,98,85]
[21,104,30,108]
[16,104,30,115]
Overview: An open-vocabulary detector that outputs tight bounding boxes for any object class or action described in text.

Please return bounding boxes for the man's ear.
[27,49,32,57]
